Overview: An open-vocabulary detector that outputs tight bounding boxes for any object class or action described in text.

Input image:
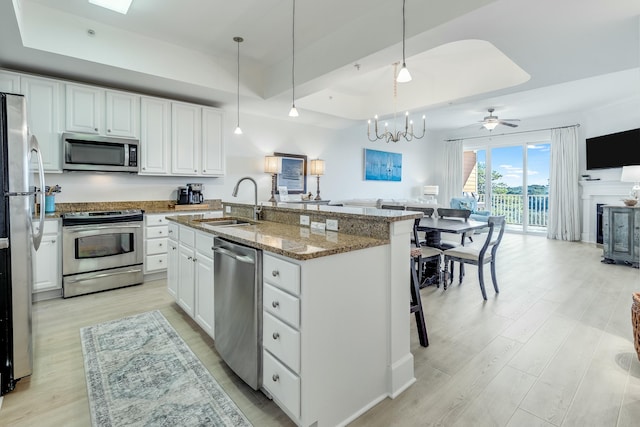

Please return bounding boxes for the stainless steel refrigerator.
[0,92,45,395]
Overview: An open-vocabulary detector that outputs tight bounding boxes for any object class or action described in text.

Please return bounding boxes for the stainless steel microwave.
[62,132,139,173]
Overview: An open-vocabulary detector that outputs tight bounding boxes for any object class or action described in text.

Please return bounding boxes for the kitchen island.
[166,203,422,427]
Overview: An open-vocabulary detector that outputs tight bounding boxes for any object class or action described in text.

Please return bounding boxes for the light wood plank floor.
[0,234,639,426]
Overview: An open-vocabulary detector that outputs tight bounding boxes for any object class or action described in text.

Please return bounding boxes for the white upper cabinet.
[21,76,63,172]
[170,102,225,177]
[65,83,139,138]
[139,96,171,175]
[171,101,201,176]
[65,84,102,134]
[105,90,139,138]
[201,107,225,176]
[0,70,21,93]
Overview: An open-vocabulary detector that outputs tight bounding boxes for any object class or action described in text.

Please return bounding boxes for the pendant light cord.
[402,0,406,66]
[236,39,240,126]
[291,0,296,105]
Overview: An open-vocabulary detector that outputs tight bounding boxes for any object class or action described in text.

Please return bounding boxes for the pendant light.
[396,0,412,83]
[233,36,244,135]
[288,0,299,117]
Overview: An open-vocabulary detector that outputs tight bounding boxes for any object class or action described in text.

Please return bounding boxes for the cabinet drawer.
[146,253,167,271]
[264,283,300,328]
[180,226,195,247]
[195,231,214,255]
[263,312,300,374]
[146,238,168,255]
[146,226,168,239]
[168,222,179,240]
[145,214,169,226]
[263,254,300,296]
[263,350,300,419]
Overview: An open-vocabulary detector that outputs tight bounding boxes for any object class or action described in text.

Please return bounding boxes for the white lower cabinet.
[167,223,215,339]
[32,219,61,294]
[144,213,170,274]
[177,226,196,316]
[262,254,302,420]
[167,227,178,299]
[194,232,214,337]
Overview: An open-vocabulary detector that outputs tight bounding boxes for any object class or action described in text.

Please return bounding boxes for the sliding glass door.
[464,140,550,234]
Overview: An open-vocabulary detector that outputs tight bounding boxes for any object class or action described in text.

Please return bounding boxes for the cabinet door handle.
[272,301,279,308]
[158,230,163,234]
[159,243,163,247]
[272,374,279,382]
[51,239,56,243]
[272,270,279,277]
[94,128,98,132]
[193,257,197,262]
[272,332,280,340]
[187,256,192,260]
[107,129,111,133]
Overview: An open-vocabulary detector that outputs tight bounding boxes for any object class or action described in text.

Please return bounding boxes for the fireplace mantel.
[579,180,632,242]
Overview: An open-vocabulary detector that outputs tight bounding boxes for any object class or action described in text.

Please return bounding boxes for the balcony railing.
[477,194,549,228]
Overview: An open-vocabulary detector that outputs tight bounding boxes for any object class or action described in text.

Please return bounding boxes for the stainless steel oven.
[62,210,144,298]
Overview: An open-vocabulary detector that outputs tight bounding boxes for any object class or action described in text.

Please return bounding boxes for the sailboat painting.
[364,148,402,181]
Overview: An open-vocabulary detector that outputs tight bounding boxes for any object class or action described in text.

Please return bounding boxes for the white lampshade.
[309,159,325,176]
[423,185,439,195]
[264,156,281,174]
[621,165,640,183]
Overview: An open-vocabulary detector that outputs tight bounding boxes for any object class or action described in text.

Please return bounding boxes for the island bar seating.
[410,247,429,347]
[443,215,506,300]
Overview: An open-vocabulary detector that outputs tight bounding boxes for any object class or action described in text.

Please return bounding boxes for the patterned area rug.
[80,311,252,427]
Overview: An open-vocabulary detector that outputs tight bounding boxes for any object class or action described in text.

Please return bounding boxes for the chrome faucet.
[232,176,261,220]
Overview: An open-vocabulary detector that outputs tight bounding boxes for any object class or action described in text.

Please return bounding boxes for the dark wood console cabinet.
[602,205,640,268]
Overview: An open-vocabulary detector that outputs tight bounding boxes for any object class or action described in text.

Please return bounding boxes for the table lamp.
[309,159,325,200]
[264,156,281,202]
[621,165,640,200]
[423,185,439,204]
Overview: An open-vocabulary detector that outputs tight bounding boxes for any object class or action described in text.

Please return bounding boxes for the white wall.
[50,108,436,204]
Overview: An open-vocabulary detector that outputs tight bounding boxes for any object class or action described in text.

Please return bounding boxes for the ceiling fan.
[480,108,520,130]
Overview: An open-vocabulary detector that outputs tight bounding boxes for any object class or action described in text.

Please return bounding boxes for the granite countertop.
[167,214,389,261]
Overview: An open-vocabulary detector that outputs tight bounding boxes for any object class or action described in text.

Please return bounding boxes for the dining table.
[414,216,489,287]
[417,216,489,249]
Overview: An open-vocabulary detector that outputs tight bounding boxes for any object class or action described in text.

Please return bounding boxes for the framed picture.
[364,148,402,181]
[275,152,307,194]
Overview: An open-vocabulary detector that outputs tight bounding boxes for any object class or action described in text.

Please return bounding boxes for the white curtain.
[442,139,463,207]
[547,126,581,241]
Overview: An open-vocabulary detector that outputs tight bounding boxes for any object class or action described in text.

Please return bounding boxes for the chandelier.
[367,63,425,143]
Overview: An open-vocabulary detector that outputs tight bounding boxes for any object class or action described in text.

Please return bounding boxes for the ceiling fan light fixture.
[483,120,499,130]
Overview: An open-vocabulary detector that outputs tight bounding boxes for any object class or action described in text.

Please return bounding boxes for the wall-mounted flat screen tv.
[586,128,640,170]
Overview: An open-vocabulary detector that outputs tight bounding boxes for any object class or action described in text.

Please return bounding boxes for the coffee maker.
[177,186,190,204]
[187,183,204,204]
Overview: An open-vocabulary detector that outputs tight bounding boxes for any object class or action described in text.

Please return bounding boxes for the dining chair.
[412,218,443,287]
[442,216,506,300]
[436,208,472,283]
[380,204,405,210]
[406,207,434,246]
[410,248,429,347]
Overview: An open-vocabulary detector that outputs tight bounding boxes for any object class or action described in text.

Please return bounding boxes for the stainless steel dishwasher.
[213,237,263,390]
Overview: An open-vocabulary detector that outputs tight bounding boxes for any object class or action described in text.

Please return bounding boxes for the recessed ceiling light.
[88,0,133,15]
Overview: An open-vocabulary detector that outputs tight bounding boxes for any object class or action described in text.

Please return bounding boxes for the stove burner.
[62,209,144,226]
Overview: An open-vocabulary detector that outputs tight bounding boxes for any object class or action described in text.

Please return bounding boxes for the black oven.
[61,210,143,298]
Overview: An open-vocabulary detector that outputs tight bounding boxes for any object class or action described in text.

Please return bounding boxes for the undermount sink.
[198,218,253,228]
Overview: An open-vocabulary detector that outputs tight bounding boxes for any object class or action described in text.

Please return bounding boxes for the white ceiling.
[1,0,639,133]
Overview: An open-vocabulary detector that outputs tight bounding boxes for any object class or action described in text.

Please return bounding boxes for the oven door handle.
[64,267,143,284]
[64,224,142,233]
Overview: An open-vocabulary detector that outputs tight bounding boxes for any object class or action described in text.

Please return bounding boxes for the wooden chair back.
[406,206,435,217]
[436,208,471,221]
[380,204,405,211]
